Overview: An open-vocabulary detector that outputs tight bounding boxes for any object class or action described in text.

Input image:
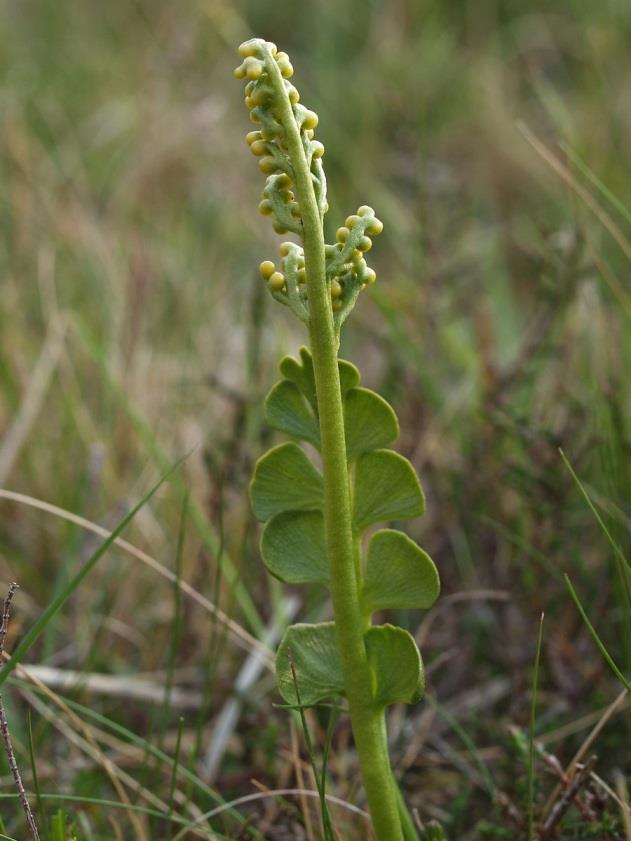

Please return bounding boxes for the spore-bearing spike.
[236,39,381,331]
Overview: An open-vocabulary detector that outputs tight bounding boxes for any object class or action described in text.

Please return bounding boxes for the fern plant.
[235,38,440,841]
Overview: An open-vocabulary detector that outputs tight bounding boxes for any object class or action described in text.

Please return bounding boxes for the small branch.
[0,583,41,841]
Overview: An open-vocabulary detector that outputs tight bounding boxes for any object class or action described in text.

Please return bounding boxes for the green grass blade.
[27,710,45,840]
[0,457,185,689]
[50,810,65,841]
[559,449,630,576]
[288,657,335,841]
[560,142,631,224]
[0,794,231,838]
[394,781,419,841]
[559,448,631,668]
[167,716,184,818]
[563,574,630,691]
[527,613,544,841]
[425,695,496,799]
[72,317,264,636]
[9,679,264,836]
[159,492,187,750]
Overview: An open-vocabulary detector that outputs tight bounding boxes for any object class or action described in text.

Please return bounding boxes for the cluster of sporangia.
[235,38,383,330]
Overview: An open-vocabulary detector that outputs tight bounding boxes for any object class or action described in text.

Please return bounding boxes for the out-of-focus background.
[0,1,629,838]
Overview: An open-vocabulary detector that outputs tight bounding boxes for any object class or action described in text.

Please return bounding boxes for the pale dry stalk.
[0,582,41,841]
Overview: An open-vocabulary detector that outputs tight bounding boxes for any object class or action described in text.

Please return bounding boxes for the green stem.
[263,46,404,841]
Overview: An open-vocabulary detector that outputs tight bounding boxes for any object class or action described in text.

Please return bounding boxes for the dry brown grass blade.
[0,319,66,486]
[517,121,631,262]
[20,685,217,841]
[416,589,510,648]
[108,814,125,841]
[15,670,211,830]
[202,595,299,781]
[169,787,370,841]
[15,664,202,709]
[614,773,631,840]
[541,688,629,821]
[291,720,317,841]
[20,682,150,841]
[10,664,210,825]
[539,692,630,744]
[581,771,631,829]
[0,489,273,668]
[583,227,631,318]
[541,756,598,838]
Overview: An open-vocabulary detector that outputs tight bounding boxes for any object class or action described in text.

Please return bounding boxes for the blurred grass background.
[0,0,629,838]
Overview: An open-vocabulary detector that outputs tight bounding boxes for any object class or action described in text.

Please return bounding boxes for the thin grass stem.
[527,613,545,840]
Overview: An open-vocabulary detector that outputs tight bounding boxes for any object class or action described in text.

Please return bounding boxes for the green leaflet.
[261,510,328,584]
[250,442,323,522]
[344,387,399,459]
[265,380,320,447]
[279,346,360,412]
[279,347,318,413]
[365,625,424,707]
[253,347,438,721]
[338,358,362,396]
[353,449,425,531]
[361,529,440,617]
[276,622,424,709]
[276,622,344,706]
[270,349,397,458]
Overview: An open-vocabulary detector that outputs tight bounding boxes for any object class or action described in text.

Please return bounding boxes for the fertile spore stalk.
[235,39,440,841]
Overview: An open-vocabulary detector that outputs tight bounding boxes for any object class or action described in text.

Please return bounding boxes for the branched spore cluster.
[235,38,383,331]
